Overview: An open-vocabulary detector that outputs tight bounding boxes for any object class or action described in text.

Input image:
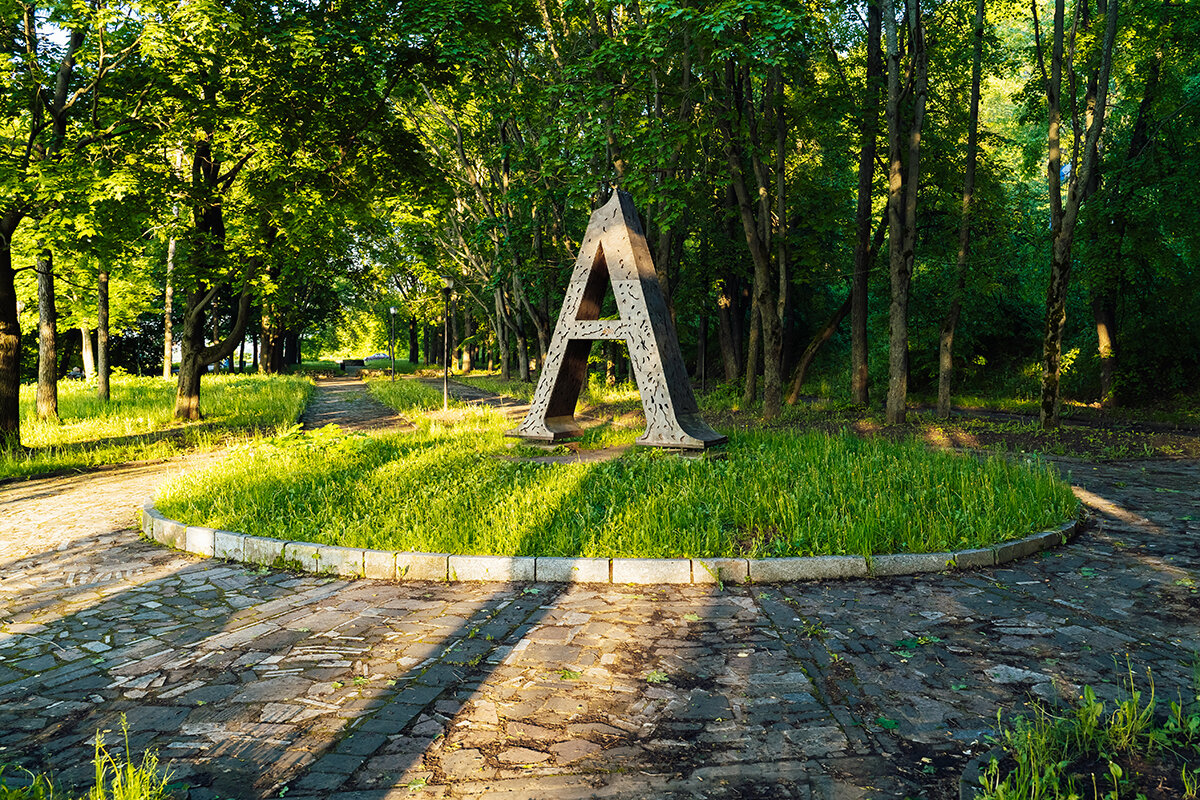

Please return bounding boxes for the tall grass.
[0,718,174,800]
[158,386,1077,559]
[979,668,1200,799]
[3,374,312,482]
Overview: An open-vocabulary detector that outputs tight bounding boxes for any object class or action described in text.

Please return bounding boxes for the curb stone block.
[282,542,328,574]
[449,555,536,582]
[692,558,750,585]
[397,552,449,582]
[364,549,397,580]
[995,535,1042,564]
[750,556,869,582]
[611,558,691,585]
[243,536,287,567]
[951,548,995,569]
[141,503,161,537]
[535,557,610,583]
[214,531,245,561]
[870,552,953,577]
[158,519,187,549]
[321,545,365,578]
[185,526,216,557]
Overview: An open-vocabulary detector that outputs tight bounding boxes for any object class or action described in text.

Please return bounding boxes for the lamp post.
[442,278,453,410]
[389,306,397,382]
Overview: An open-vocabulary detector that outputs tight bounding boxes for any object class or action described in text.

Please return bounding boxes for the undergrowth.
[979,666,1200,799]
[0,717,175,800]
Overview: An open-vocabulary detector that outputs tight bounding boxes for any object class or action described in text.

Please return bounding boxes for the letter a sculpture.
[509,190,727,450]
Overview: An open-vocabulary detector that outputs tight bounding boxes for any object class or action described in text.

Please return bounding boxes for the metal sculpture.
[509,190,727,450]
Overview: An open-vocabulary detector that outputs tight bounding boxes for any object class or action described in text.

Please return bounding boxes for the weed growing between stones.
[0,716,175,800]
[977,667,1200,799]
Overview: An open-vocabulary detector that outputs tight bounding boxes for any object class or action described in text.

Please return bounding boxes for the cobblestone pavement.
[1,380,1197,800]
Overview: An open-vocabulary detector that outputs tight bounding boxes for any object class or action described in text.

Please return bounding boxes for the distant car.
[365,352,390,361]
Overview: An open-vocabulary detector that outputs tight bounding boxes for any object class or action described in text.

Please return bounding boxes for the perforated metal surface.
[510,191,726,450]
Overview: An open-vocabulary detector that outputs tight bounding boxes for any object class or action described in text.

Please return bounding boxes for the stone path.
[0,379,1197,800]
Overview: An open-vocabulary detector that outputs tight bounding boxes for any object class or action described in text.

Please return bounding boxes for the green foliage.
[979,668,1200,800]
[2,374,311,481]
[157,389,1076,559]
[0,717,173,800]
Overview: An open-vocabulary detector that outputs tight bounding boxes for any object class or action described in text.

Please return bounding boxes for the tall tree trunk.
[81,322,95,380]
[852,0,884,407]
[1037,0,1120,428]
[163,234,175,379]
[0,212,23,452]
[37,248,59,420]
[97,270,110,402]
[937,0,985,419]
[884,0,927,425]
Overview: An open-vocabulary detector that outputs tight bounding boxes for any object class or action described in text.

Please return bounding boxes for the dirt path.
[0,380,1196,800]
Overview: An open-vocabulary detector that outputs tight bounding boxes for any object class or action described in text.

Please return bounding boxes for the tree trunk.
[97,270,110,401]
[163,234,175,379]
[852,0,883,407]
[175,284,253,419]
[884,0,927,425]
[37,248,59,420]
[937,0,985,419]
[0,212,23,452]
[1037,0,1121,428]
[787,293,852,404]
[81,322,95,380]
[409,318,418,363]
[742,301,761,408]
[1093,296,1116,404]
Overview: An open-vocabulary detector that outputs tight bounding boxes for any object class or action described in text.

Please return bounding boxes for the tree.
[937,0,986,418]
[1034,0,1121,428]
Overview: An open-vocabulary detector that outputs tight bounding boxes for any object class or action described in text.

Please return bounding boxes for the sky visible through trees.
[2,0,1198,450]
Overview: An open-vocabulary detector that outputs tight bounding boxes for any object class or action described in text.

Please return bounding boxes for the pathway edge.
[141,499,1083,584]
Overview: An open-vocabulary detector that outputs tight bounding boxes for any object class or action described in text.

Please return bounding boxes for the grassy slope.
[2,374,312,482]
[157,377,1077,560]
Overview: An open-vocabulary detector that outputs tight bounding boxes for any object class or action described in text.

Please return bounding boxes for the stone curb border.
[141,499,1081,585]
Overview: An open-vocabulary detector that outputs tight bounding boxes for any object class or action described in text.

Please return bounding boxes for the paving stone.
[440,748,489,777]
[497,746,551,765]
[449,555,536,582]
[550,739,602,763]
[535,557,610,583]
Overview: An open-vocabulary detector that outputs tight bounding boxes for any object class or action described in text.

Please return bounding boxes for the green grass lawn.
[156,377,1077,560]
[2,374,312,482]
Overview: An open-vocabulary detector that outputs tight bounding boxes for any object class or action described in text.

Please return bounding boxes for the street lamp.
[389,306,397,382]
[442,277,453,410]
